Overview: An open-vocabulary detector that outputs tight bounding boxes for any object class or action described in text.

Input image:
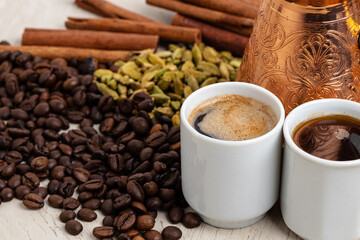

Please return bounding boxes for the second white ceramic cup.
[281,99,360,240]
[180,82,285,228]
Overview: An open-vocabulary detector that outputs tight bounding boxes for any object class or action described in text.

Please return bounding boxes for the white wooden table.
[0,1,301,239]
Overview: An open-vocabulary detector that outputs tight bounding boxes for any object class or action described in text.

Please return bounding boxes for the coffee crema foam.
[188,94,277,141]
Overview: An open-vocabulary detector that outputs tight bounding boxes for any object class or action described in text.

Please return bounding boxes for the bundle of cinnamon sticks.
[71,0,260,56]
[16,0,259,60]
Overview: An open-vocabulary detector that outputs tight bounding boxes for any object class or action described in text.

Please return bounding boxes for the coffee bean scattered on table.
[0,49,201,238]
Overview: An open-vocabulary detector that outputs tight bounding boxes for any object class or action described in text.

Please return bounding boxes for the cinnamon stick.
[0,45,132,62]
[81,0,157,22]
[22,28,159,51]
[66,17,201,44]
[216,24,253,37]
[181,0,259,19]
[74,0,108,17]
[146,0,254,28]
[172,14,248,56]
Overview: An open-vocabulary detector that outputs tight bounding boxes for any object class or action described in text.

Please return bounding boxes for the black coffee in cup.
[187,94,277,141]
[293,115,360,161]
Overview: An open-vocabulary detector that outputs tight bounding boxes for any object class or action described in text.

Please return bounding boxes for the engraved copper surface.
[237,0,360,114]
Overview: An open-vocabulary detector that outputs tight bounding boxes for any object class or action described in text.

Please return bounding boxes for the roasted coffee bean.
[146,197,162,211]
[102,215,114,227]
[160,169,179,188]
[162,226,182,240]
[4,73,18,96]
[5,151,22,164]
[158,188,175,202]
[11,108,29,121]
[182,212,202,228]
[30,156,49,172]
[50,165,66,180]
[127,139,145,157]
[100,198,114,216]
[146,132,167,147]
[115,209,136,232]
[98,95,113,113]
[113,194,132,211]
[131,201,147,214]
[45,117,63,131]
[108,154,124,173]
[33,187,48,199]
[59,182,75,198]
[139,147,154,162]
[49,97,66,113]
[72,167,90,183]
[1,187,14,201]
[15,185,31,200]
[133,236,145,240]
[23,193,44,209]
[62,197,80,210]
[16,163,32,175]
[0,106,10,119]
[136,215,155,231]
[8,174,22,189]
[22,172,40,189]
[93,226,116,239]
[100,118,115,134]
[47,179,60,194]
[144,230,162,240]
[82,198,101,210]
[77,207,97,222]
[130,117,149,136]
[48,194,64,208]
[77,191,93,203]
[1,162,16,178]
[84,179,103,191]
[65,220,83,236]
[33,102,50,116]
[167,207,184,224]
[143,181,158,196]
[126,180,145,203]
[59,210,76,223]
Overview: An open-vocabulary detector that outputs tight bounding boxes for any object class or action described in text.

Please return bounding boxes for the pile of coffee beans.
[0,49,202,239]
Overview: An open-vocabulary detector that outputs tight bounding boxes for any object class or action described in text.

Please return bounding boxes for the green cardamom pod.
[170,101,181,111]
[95,82,119,100]
[171,111,181,126]
[183,85,193,98]
[148,53,165,67]
[182,50,193,62]
[200,77,218,88]
[197,61,220,76]
[174,75,184,96]
[185,73,199,91]
[168,92,182,101]
[121,61,142,80]
[94,69,113,79]
[150,93,171,104]
[219,61,230,80]
[203,46,220,64]
[155,107,174,117]
[117,84,127,97]
[192,44,203,65]
[230,59,242,68]
[107,79,117,90]
[156,50,172,58]
[154,68,168,80]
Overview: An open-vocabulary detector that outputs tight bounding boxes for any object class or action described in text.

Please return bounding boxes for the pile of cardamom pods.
[94,43,241,126]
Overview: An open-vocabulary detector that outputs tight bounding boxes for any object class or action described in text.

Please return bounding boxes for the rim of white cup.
[283,98,360,167]
[180,82,285,146]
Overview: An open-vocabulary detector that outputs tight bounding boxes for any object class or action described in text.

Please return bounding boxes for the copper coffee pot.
[237,0,360,114]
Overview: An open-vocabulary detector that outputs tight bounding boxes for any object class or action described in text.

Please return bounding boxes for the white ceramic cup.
[281,99,360,240]
[180,82,285,228]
